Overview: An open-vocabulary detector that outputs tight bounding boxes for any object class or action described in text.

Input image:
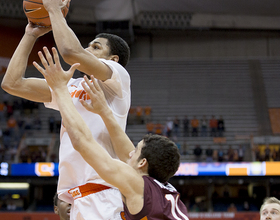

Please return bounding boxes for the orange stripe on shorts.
[68,183,111,199]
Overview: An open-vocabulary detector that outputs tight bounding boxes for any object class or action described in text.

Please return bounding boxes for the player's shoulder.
[99,59,129,75]
[99,58,120,66]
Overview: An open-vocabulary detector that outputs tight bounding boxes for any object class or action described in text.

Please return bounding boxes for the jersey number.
[165,194,189,220]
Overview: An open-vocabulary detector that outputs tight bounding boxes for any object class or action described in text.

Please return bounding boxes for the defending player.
[1,1,131,218]
[53,192,71,220]
[34,46,189,220]
[260,197,280,220]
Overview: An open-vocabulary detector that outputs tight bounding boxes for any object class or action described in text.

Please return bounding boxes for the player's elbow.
[71,137,83,152]
[59,47,81,65]
[71,133,91,153]
[1,79,15,94]
[1,81,8,92]
[1,71,21,93]
[59,48,73,64]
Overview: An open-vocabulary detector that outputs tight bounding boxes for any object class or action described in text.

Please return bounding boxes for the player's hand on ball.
[25,22,52,38]
[42,0,70,12]
[23,0,70,26]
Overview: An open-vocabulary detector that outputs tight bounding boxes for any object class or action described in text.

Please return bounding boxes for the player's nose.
[265,215,271,220]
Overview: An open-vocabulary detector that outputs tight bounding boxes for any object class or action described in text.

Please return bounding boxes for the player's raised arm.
[1,23,52,103]
[80,75,135,163]
[33,46,142,197]
[42,0,112,81]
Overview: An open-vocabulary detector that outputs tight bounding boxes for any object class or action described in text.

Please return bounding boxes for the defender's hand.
[80,75,111,116]
[33,47,79,91]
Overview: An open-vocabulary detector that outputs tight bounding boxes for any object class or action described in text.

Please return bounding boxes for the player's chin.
[67,209,71,219]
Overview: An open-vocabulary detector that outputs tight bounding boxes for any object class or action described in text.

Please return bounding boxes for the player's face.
[127,140,144,169]
[86,38,111,60]
[56,199,71,220]
[260,203,280,220]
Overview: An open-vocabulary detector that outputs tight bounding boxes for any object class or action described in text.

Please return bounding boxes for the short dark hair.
[139,134,180,183]
[53,192,58,206]
[95,33,130,67]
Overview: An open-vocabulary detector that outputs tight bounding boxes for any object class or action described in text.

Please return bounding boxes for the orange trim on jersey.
[68,183,111,200]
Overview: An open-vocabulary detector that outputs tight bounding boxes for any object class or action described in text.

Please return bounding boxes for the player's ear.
[138,158,148,173]
[110,55,119,63]
[138,158,147,168]
[54,206,59,215]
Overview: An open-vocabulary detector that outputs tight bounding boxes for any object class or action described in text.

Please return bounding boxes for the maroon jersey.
[123,176,189,220]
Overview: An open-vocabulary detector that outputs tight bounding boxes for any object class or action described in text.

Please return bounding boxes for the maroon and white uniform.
[123,176,189,220]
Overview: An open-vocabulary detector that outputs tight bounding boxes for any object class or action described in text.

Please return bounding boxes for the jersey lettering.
[165,194,189,220]
[70,89,90,101]
[69,187,82,199]
[74,90,82,98]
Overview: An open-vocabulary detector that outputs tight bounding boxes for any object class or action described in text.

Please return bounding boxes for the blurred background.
[0,0,280,219]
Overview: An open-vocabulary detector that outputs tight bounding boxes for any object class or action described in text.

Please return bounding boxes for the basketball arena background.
[1,0,280,219]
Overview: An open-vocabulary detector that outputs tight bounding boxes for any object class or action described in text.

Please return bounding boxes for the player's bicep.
[65,50,112,81]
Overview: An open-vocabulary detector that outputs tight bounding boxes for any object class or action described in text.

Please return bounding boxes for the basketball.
[23,0,70,27]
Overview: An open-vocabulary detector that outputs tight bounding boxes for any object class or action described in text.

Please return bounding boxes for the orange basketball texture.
[23,0,70,26]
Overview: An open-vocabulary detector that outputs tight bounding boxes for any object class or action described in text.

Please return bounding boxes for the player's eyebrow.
[135,145,139,152]
[89,41,102,47]
[262,208,280,213]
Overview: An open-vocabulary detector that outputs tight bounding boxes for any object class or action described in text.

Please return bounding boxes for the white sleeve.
[99,59,128,98]
[44,78,76,110]
[98,59,131,116]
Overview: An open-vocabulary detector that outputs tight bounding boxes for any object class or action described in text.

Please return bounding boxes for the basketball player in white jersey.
[1,0,131,218]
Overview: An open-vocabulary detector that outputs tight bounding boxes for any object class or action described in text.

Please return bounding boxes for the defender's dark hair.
[53,192,58,206]
[139,134,180,183]
[95,33,130,67]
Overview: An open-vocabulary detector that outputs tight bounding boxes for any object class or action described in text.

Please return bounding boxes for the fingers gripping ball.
[23,0,70,27]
